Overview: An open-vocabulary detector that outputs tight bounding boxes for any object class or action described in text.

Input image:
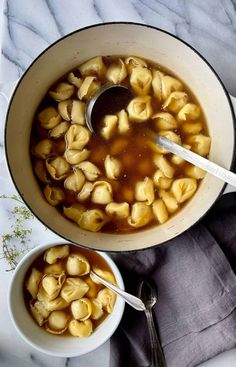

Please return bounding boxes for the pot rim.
[4,21,236,253]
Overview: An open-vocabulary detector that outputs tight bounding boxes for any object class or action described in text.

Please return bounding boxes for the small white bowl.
[8,240,125,357]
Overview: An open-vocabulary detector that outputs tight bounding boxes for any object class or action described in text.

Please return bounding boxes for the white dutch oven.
[4,22,236,252]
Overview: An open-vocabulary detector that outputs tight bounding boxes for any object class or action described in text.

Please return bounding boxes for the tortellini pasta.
[25,244,117,337]
[43,185,65,206]
[91,181,113,205]
[58,100,85,125]
[42,273,66,300]
[135,177,155,205]
[125,56,147,74]
[49,121,70,139]
[31,55,211,234]
[63,203,86,223]
[66,253,90,276]
[152,112,177,130]
[97,288,116,314]
[64,169,85,192]
[154,154,175,178]
[65,149,90,165]
[106,58,127,84]
[78,76,101,100]
[152,71,183,101]
[78,209,108,232]
[100,115,118,140]
[130,66,152,95]
[159,190,178,213]
[47,310,69,334]
[34,160,50,184]
[49,82,75,101]
[171,178,197,203]
[117,109,130,134]
[44,245,70,264]
[71,298,92,321]
[38,107,61,129]
[34,139,53,159]
[128,202,153,228]
[77,161,101,181]
[104,155,122,180]
[163,91,188,113]
[177,103,200,121]
[61,277,89,303]
[68,319,93,337]
[79,56,106,78]
[65,125,90,150]
[46,157,70,180]
[127,96,153,122]
[153,170,173,190]
[152,199,169,224]
[25,268,42,299]
[186,135,211,156]
[105,202,129,219]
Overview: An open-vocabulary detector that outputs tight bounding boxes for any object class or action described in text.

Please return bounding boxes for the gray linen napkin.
[109,193,236,367]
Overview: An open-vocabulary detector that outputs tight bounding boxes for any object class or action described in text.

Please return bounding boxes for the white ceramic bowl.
[8,240,125,357]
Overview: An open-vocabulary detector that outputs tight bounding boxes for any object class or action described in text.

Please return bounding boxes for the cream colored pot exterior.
[5,23,236,251]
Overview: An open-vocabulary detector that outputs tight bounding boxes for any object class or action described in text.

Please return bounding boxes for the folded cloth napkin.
[109,193,236,367]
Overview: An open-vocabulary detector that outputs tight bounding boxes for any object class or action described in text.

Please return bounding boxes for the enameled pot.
[4,22,236,252]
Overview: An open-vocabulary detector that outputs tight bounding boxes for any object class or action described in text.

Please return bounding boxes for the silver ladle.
[85,84,236,188]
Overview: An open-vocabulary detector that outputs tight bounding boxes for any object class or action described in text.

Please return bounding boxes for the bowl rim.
[4,22,236,252]
[8,240,125,357]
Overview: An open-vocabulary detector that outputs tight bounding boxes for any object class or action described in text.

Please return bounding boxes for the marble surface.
[1,0,236,366]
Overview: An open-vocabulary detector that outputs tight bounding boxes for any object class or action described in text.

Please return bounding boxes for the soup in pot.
[30,55,210,233]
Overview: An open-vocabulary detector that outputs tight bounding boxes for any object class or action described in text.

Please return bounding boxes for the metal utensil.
[156,135,236,188]
[90,270,145,311]
[138,280,167,367]
[85,83,133,133]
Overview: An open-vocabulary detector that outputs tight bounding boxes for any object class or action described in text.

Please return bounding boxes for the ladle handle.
[156,136,236,188]
[145,307,167,367]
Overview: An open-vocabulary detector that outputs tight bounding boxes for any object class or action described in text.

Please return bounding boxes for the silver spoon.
[90,270,145,311]
[138,280,167,367]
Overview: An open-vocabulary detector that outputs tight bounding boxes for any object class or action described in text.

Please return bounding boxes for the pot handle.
[223,94,236,195]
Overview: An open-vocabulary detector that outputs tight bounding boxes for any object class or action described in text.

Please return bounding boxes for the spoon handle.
[156,136,236,188]
[90,271,145,311]
[145,307,167,367]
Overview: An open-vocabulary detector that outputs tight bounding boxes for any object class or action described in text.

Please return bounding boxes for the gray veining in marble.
[1,0,236,95]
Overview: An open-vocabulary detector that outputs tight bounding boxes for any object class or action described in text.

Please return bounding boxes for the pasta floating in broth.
[30,55,211,234]
[24,244,117,337]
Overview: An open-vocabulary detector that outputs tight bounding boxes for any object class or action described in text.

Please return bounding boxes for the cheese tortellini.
[31,55,211,234]
[25,244,117,337]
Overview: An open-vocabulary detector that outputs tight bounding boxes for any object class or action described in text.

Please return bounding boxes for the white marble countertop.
[1,0,236,366]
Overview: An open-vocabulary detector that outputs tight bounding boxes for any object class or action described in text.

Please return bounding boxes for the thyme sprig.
[0,195,34,271]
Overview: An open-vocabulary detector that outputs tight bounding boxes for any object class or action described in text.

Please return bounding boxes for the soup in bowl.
[5,23,235,251]
[8,241,125,357]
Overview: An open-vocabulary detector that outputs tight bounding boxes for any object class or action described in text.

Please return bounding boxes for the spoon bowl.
[85,84,133,133]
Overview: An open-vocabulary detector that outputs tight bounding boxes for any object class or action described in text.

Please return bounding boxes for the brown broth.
[24,244,116,335]
[30,55,209,234]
